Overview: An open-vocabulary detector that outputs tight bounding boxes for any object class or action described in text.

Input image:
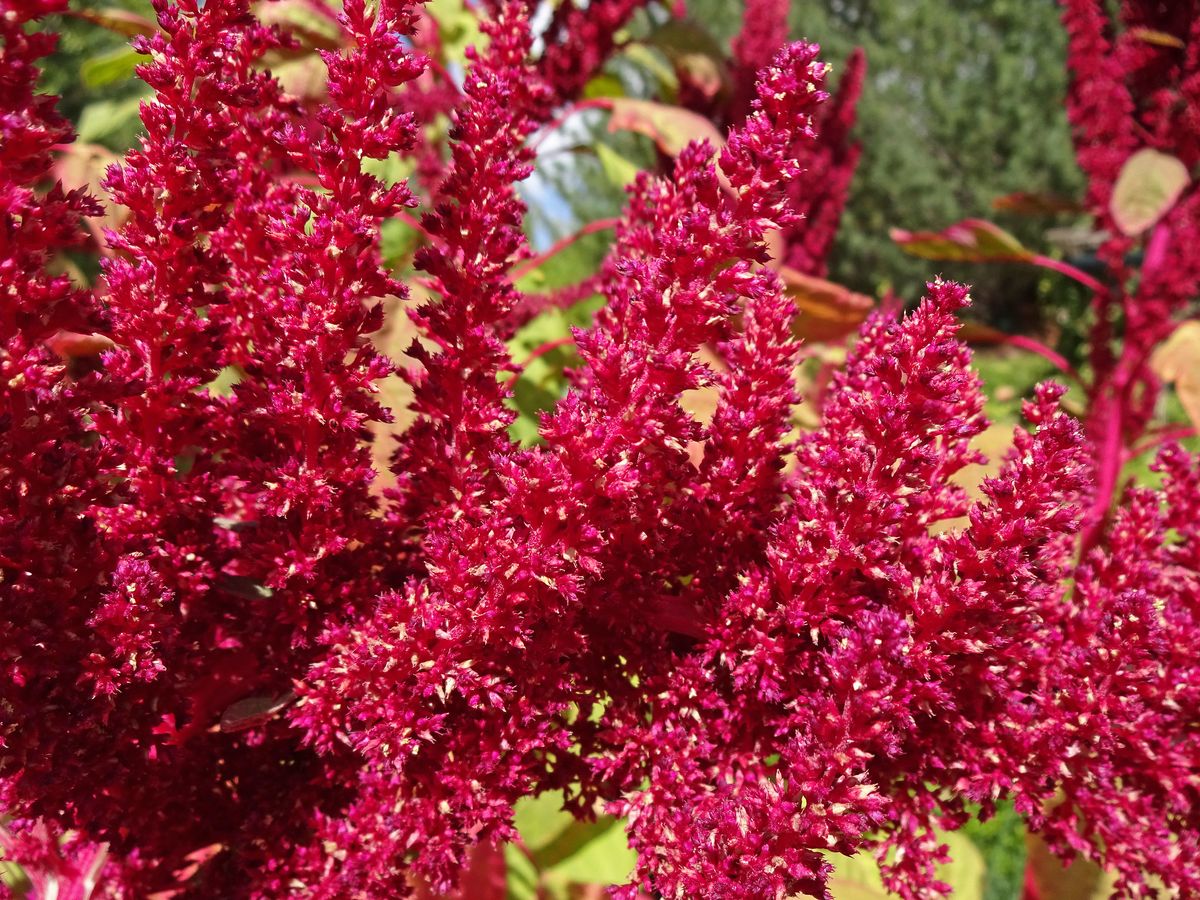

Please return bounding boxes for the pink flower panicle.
[296,38,830,896]
[604,282,1076,900]
[1061,1,1200,525]
[533,0,652,111]
[0,0,104,701]
[388,1,550,529]
[782,47,866,276]
[729,0,791,124]
[1046,444,1200,895]
[730,0,866,277]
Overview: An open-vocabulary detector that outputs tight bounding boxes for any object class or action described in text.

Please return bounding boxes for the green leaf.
[204,365,244,397]
[641,19,730,105]
[890,218,1034,263]
[509,794,636,899]
[80,45,147,88]
[426,0,483,65]
[643,18,727,65]
[595,142,641,189]
[582,72,627,100]
[380,217,423,271]
[939,830,987,899]
[538,819,637,893]
[828,877,891,900]
[503,843,540,900]
[1,859,32,897]
[363,153,416,188]
[621,43,680,101]
[505,299,595,446]
[828,830,985,900]
[830,847,888,897]
[77,93,149,147]
[513,791,575,852]
[1110,148,1190,237]
[962,800,1028,900]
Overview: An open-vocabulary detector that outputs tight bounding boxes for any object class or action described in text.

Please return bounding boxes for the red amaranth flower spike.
[0,0,106,787]
[729,0,866,277]
[4,1,1200,897]
[1057,1,1200,546]
[533,0,652,110]
[387,0,550,530]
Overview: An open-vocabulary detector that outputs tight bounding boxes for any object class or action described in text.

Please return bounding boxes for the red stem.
[510,218,619,282]
[505,337,575,389]
[1031,253,1107,296]
[1129,424,1196,457]
[1003,334,1083,384]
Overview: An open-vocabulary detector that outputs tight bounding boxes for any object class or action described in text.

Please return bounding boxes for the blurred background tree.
[38,0,153,149]
[679,0,1089,333]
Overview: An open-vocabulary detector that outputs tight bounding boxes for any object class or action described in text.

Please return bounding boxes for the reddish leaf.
[779,266,874,342]
[891,218,1034,263]
[408,842,506,900]
[602,97,725,157]
[44,330,115,359]
[455,842,507,900]
[992,191,1084,216]
[71,8,157,37]
[1023,832,1114,900]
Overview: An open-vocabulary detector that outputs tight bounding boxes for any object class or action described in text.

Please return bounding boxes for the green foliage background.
[653,0,1088,333]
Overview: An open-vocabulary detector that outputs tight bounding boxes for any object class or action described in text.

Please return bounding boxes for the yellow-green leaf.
[828,877,892,900]
[80,46,147,88]
[513,790,575,852]
[595,142,641,189]
[1151,319,1200,435]
[828,830,985,900]
[426,0,483,65]
[1110,148,1190,237]
[1129,27,1185,49]
[536,819,635,886]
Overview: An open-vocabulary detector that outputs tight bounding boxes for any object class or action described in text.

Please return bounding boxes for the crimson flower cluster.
[1061,0,1200,542]
[1,1,1198,899]
[729,0,865,277]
